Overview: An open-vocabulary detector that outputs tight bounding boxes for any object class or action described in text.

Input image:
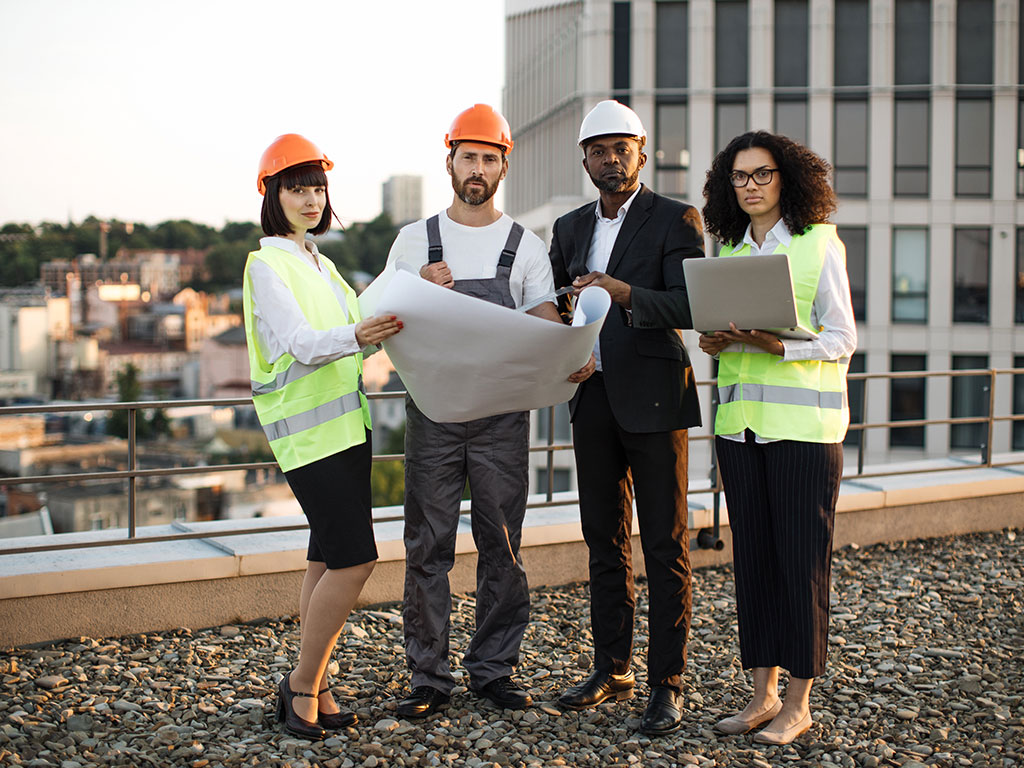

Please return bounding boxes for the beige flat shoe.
[752,711,812,745]
[714,698,783,735]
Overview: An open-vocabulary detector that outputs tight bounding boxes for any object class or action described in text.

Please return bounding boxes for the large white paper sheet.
[362,269,610,423]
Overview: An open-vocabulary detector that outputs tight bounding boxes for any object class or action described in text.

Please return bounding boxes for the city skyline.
[0,0,505,229]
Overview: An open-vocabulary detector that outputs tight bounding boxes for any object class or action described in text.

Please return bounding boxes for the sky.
[0,0,505,229]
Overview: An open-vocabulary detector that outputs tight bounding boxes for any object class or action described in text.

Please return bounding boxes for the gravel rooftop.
[1,528,1022,768]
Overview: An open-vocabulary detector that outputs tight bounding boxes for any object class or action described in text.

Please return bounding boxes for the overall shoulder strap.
[426,215,443,263]
[497,221,524,270]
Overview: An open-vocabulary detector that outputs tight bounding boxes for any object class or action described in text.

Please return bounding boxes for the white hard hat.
[578,100,647,146]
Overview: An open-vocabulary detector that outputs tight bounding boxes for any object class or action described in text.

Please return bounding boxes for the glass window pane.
[656,169,689,198]
[956,98,992,197]
[716,101,748,151]
[835,0,869,87]
[844,352,866,447]
[837,226,867,321]
[956,0,994,85]
[1017,98,1024,197]
[613,2,631,93]
[892,228,928,323]
[895,0,931,84]
[834,99,869,196]
[951,354,989,450]
[1017,228,1024,323]
[715,1,749,88]
[656,103,689,168]
[774,98,807,145]
[1013,355,1024,450]
[890,354,926,448]
[656,2,688,89]
[953,228,990,324]
[894,99,929,196]
[774,0,808,88]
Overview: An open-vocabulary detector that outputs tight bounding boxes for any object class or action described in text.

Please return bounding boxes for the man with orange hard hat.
[383,104,594,718]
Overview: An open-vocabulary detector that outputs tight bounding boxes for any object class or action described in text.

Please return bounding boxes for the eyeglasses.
[729,167,779,187]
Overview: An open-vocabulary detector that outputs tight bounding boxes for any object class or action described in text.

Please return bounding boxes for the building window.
[1017,98,1024,197]
[1013,355,1024,450]
[656,102,689,198]
[774,98,807,145]
[715,1,748,89]
[716,100,748,152]
[613,1,631,100]
[656,1,688,90]
[536,403,571,442]
[845,352,866,448]
[895,0,931,84]
[834,98,869,196]
[951,355,989,451]
[894,99,929,196]
[774,0,808,88]
[953,228,990,324]
[838,226,867,321]
[890,354,926,448]
[1016,228,1024,323]
[956,97,992,197]
[536,468,571,494]
[834,0,869,87]
[892,228,928,323]
[956,0,993,85]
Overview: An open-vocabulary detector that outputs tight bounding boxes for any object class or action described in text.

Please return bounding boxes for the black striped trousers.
[715,434,843,679]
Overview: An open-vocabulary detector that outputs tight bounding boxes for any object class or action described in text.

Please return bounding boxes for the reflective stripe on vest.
[718,382,846,410]
[714,224,850,443]
[261,390,364,442]
[242,245,370,471]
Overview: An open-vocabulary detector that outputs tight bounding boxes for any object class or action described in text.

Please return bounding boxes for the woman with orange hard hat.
[243,133,403,739]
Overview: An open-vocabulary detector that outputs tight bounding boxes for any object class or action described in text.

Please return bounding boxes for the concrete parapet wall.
[2,462,1023,647]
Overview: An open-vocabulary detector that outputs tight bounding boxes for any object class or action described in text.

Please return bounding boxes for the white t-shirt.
[384,210,554,309]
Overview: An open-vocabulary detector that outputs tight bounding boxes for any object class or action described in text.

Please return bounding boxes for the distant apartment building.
[382,175,424,225]
[46,481,199,533]
[42,251,183,302]
[0,288,72,398]
[505,0,1024,468]
[198,325,249,398]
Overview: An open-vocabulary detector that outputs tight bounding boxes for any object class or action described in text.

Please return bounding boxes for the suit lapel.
[606,185,653,277]
[570,206,596,278]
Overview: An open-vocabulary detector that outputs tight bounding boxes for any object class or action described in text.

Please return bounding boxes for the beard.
[452,172,499,206]
[588,166,640,194]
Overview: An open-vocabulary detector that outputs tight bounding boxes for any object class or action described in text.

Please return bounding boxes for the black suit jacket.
[550,185,704,433]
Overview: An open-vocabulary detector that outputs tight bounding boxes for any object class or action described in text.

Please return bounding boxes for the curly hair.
[701,131,837,247]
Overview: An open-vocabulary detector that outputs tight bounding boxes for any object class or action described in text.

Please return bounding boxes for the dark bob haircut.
[701,131,837,247]
[260,162,332,237]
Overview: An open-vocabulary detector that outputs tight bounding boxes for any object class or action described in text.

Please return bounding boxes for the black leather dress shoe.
[473,676,533,709]
[558,669,635,710]
[640,686,683,736]
[395,686,451,719]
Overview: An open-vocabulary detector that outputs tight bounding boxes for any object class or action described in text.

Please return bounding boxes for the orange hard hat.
[257,134,334,195]
[444,104,514,155]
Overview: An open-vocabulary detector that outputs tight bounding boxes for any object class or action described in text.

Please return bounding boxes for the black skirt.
[283,433,378,569]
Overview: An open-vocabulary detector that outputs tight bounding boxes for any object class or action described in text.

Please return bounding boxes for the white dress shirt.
[587,186,643,371]
[248,236,361,366]
[720,219,858,443]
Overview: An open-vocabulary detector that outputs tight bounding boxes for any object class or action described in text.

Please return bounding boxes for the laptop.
[683,253,820,340]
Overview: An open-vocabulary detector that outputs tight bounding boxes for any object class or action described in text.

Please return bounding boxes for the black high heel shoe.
[317,687,357,730]
[277,675,326,739]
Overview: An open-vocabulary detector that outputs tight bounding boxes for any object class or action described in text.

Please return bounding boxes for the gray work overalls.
[402,214,532,693]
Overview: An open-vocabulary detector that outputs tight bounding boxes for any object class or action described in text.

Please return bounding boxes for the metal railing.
[3,367,1024,557]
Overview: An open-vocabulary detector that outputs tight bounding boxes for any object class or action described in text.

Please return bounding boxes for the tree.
[326,212,398,280]
[106,363,170,440]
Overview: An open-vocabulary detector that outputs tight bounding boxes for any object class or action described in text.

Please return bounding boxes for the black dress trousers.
[572,373,692,692]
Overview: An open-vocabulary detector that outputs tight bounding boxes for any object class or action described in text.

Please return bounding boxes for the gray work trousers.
[402,397,531,692]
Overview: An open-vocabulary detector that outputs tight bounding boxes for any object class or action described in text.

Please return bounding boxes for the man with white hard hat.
[384,104,595,720]
[549,99,704,735]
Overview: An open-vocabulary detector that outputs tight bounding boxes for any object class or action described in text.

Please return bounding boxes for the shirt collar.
[741,218,793,249]
[594,185,643,224]
[260,236,321,261]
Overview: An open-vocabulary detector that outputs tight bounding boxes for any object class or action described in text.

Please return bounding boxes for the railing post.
[983,369,996,466]
[128,407,137,539]
[857,374,867,475]
[545,404,555,502]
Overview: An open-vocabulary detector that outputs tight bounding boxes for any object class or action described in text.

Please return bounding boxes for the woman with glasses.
[698,131,856,745]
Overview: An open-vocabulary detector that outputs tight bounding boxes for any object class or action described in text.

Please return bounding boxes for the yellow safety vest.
[715,224,850,443]
[242,245,371,472]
